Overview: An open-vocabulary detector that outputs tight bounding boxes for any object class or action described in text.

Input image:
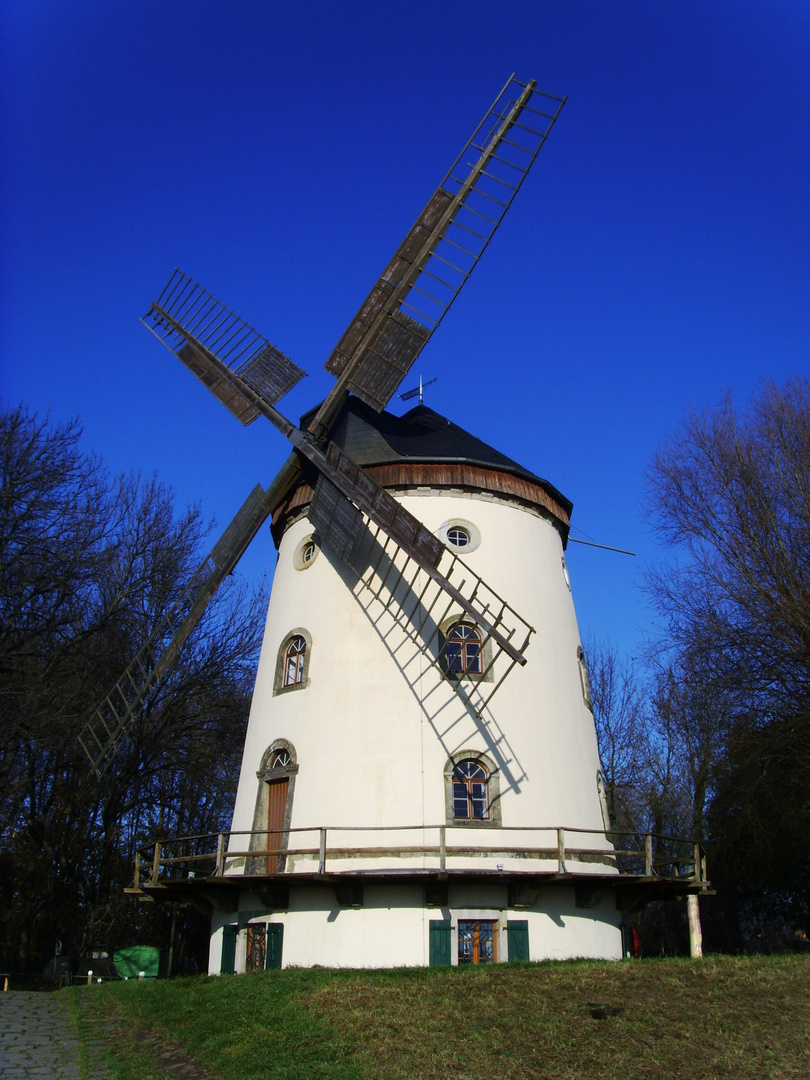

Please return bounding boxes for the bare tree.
[645,377,810,939]
[586,636,648,834]
[645,377,810,726]
[0,404,267,969]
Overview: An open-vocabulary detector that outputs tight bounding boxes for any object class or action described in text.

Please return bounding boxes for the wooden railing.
[132,825,708,889]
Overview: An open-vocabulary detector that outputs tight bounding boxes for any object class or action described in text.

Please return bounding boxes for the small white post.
[86,970,93,986]
[139,970,145,981]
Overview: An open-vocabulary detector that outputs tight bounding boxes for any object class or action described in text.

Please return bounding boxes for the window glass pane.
[447,527,469,548]
[285,655,299,685]
[446,624,482,674]
[478,922,495,962]
[454,761,485,780]
[284,636,306,686]
[458,922,474,964]
[453,781,469,818]
[471,788,488,818]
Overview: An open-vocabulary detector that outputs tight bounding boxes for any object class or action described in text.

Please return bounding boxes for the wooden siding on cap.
[272,461,570,545]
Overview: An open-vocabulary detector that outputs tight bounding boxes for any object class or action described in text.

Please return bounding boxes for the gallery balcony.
[127,824,711,913]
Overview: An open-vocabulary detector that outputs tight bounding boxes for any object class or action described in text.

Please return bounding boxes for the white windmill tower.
[81,76,709,972]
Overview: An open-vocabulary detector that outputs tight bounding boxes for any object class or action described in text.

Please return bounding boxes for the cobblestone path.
[0,989,111,1079]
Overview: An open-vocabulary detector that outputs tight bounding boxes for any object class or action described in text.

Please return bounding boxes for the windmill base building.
[144,402,702,973]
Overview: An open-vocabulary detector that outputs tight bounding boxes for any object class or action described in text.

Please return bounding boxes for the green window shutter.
[429,920,452,966]
[507,920,529,962]
[266,922,284,970]
[220,925,237,974]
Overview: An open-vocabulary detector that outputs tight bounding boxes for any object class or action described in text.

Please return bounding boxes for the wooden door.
[267,778,288,874]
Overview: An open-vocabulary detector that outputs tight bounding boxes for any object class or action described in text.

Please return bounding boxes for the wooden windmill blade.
[141,269,307,422]
[311,75,566,433]
[79,483,276,777]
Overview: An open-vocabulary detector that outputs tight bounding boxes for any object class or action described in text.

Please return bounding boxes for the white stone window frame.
[438,615,494,684]
[444,748,502,829]
[437,517,481,554]
[273,628,313,696]
[596,769,613,833]
[561,555,571,590]
[293,532,321,571]
[577,646,592,711]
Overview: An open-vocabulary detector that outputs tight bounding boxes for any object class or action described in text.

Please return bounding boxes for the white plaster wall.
[207,882,621,971]
[230,489,608,859]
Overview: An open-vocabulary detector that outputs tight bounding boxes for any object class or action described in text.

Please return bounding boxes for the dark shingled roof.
[302,398,572,516]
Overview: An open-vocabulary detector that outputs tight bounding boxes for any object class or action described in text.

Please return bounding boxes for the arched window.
[273,629,312,695]
[284,636,307,686]
[446,623,483,675]
[453,759,489,820]
[444,750,502,828]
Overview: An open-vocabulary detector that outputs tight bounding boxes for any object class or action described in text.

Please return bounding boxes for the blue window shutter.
[220,925,237,974]
[507,920,529,962]
[266,922,284,970]
[429,920,452,966]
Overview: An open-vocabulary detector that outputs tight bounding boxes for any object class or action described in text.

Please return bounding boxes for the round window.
[438,519,481,553]
[293,533,320,570]
[446,527,470,549]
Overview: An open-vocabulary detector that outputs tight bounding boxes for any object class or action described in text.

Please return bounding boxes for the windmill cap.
[319,398,573,518]
[274,398,572,547]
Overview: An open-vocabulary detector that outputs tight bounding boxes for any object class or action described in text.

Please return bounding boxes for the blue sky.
[2,0,808,664]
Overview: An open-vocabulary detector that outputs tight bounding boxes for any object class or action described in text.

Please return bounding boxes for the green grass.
[69,956,810,1080]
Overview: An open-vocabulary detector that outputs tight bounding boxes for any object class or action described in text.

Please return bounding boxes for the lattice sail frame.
[141,269,306,424]
[323,76,566,415]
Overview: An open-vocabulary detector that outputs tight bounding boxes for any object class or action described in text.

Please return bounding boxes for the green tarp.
[113,945,161,980]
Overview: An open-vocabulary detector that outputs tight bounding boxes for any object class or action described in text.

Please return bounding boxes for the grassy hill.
[69,956,810,1080]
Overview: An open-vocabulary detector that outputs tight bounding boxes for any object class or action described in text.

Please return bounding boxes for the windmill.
[81,74,713,971]
[79,75,567,776]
